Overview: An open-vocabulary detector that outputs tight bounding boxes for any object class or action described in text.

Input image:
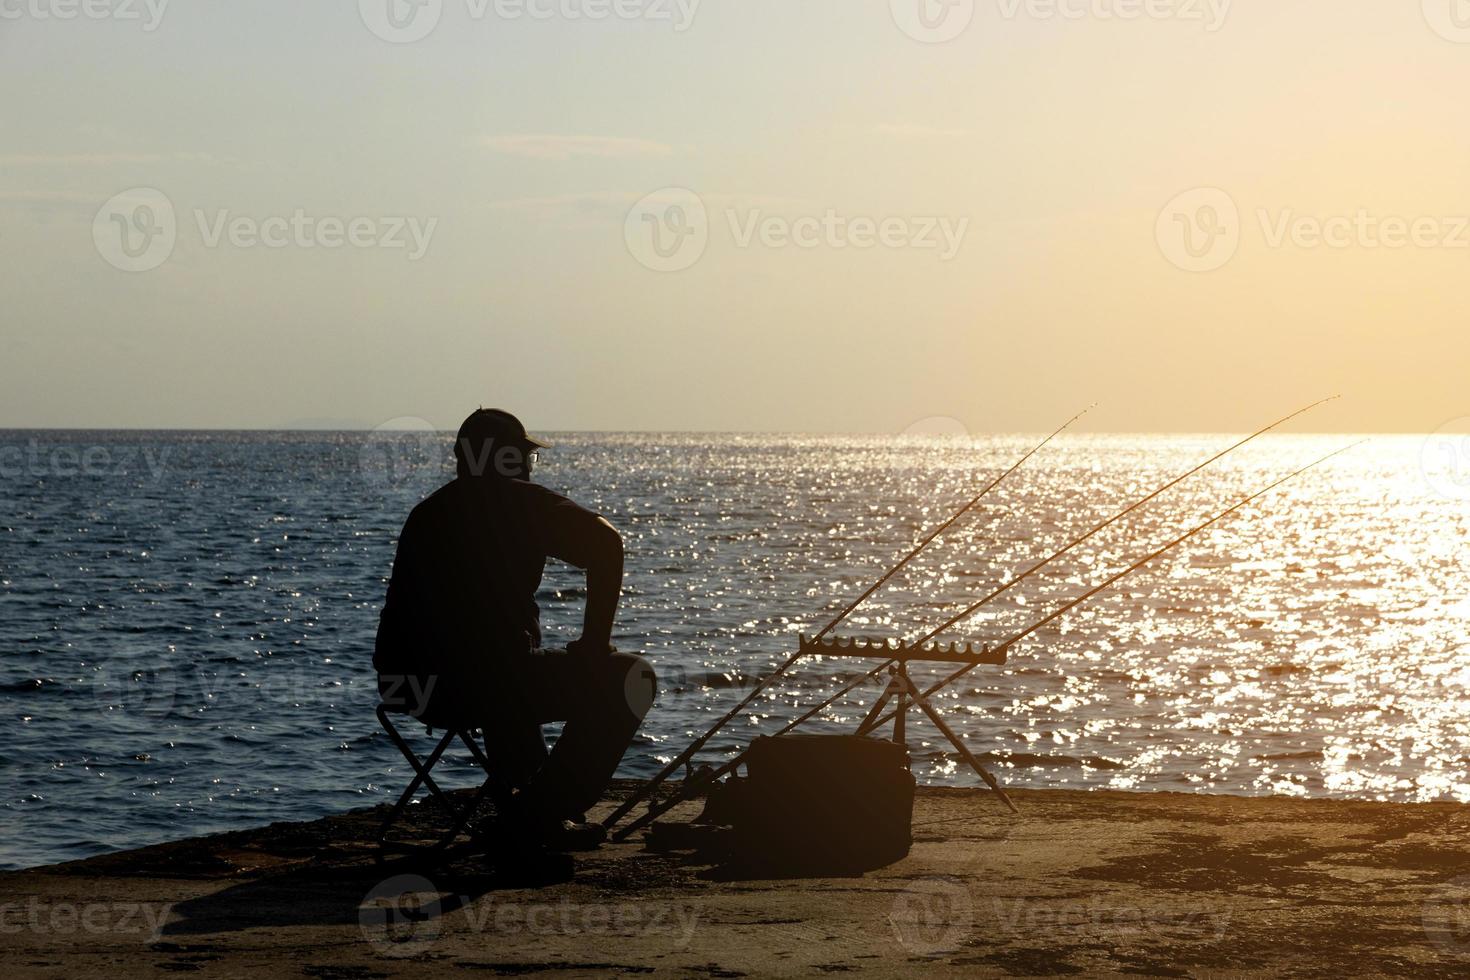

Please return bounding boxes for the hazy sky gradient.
[3,0,1467,432]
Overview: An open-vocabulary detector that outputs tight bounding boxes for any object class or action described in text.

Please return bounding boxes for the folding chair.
[375,702,514,863]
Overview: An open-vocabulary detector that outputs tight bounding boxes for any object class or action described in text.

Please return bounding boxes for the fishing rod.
[660,397,1338,782]
[613,437,1358,841]
[858,439,1365,737]
[603,405,1093,832]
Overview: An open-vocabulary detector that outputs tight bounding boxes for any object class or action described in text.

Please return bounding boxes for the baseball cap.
[456,408,550,452]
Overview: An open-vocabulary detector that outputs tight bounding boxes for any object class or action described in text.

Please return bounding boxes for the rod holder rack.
[797,633,1006,666]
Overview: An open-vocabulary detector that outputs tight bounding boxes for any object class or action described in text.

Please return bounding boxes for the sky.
[2,0,1468,433]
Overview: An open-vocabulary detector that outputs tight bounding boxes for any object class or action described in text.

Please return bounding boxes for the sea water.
[1,430,1466,868]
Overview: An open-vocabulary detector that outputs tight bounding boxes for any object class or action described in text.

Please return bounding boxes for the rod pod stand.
[813,635,1019,814]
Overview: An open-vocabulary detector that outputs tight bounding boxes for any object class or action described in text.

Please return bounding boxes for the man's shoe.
[540,819,607,852]
[490,803,605,850]
[491,840,576,882]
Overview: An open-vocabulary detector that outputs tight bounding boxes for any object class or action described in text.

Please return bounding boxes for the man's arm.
[534,487,625,653]
[575,515,624,652]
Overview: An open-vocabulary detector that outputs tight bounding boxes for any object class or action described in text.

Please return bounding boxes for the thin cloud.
[872,124,969,139]
[487,191,817,218]
[487,192,633,216]
[0,190,96,202]
[0,190,99,218]
[0,151,218,166]
[482,134,676,161]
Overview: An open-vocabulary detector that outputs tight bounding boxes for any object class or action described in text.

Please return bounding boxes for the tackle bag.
[727,733,915,872]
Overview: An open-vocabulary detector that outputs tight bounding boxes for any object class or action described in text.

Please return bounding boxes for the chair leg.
[377,710,474,860]
[375,707,505,863]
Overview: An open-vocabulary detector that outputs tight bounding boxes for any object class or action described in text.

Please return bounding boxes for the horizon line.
[0,426,1437,437]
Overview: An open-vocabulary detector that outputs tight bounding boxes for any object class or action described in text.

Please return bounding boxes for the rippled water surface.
[1,430,1467,869]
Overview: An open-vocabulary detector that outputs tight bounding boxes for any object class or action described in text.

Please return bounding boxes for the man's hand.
[567,637,615,657]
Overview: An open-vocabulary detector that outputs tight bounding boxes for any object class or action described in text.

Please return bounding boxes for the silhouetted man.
[374,409,654,848]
